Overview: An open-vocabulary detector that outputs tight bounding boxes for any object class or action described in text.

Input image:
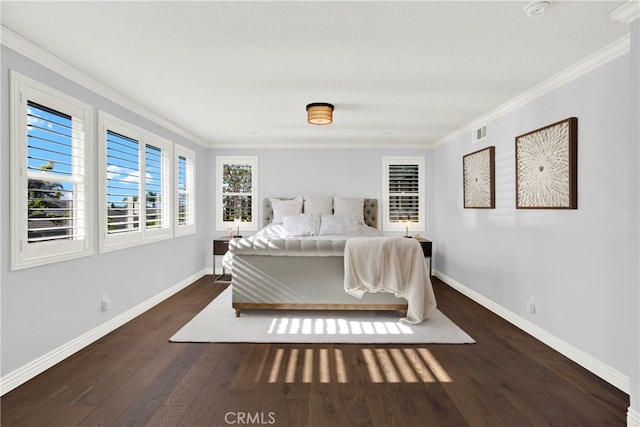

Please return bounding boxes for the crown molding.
[611,0,639,24]
[0,26,209,148]
[209,140,432,150]
[432,34,631,148]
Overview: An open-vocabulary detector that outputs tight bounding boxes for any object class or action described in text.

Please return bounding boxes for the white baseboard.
[628,407,640,427]
[0,268,207,396]
[435,270,630,394]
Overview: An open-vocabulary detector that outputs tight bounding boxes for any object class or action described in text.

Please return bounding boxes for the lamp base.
[233,235,243,238]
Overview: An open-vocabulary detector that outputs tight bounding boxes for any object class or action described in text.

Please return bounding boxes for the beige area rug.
[170,287,475,344]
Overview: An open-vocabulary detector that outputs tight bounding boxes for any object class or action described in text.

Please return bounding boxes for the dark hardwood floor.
[1,276,628,426]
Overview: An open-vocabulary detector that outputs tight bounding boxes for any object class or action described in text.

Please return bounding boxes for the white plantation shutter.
[106,130,140,234]
[175,144,196,236]
[388,164,420,223]
[383,157,425,232]
[26,101,87,243]
[177,155,188,225]
[11,71,93,270]
[145,144,163,230]
[99,112,172,252]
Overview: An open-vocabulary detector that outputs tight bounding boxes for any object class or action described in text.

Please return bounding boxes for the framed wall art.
[515,117,578,209]
[463,146,495,209]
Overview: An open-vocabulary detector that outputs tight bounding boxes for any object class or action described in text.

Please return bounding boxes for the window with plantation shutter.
[383,157,425,232]
[144,143,163,230]
[10,71,93,270]
[175,144,196,236]
[216,156,258,232]
[106,130,140,234]
[99,111,172,252]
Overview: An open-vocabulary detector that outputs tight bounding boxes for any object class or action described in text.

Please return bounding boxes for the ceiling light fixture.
[524,1,551,17]
[306,102,334,125]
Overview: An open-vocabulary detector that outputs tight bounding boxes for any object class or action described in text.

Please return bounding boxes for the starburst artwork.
[463,146,495,208]
[515,117,578,209]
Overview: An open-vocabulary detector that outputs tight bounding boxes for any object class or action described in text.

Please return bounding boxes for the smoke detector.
[524,1,551,17]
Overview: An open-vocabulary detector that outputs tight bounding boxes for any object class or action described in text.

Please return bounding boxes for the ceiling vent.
[473,125,487,143]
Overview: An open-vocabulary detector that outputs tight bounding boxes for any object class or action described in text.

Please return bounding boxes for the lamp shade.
[306,103,334,125]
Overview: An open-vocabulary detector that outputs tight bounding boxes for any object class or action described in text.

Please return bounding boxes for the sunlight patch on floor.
[252,346,452,385]
[266,317,414,336]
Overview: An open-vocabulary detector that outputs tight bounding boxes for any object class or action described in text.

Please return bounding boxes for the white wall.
[0,46,209,379]
[434,53,632,381]
[628,17,640,420]
[207,148,435,263]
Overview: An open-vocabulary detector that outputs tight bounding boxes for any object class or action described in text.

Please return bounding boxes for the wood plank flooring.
[1,276,629,426]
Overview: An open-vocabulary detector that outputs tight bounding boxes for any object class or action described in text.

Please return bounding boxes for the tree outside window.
[216,156,258,231]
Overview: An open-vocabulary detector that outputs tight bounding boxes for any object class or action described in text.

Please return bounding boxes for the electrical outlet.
[526,297,536,313]
[101,294,112,311]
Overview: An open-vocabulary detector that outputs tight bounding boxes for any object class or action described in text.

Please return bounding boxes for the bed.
[223,195,436,323]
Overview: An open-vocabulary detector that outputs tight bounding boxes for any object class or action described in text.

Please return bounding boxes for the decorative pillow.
[332,195,365,224]
[270,196,303,224]
[282,214,320,236]
[318,214,359,235]
[303,195,333,215]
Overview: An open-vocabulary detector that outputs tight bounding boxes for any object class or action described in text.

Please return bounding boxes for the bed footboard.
[231,254,407,316]
[233,302,408,317]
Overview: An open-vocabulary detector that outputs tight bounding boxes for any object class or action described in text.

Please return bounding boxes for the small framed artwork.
[515,117,578,209]
[463,146,495,208]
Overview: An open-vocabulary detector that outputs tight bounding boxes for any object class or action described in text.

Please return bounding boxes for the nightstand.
[414,237,433,276]
[213,236,232,282]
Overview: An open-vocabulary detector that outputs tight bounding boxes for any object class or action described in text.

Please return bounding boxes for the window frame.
[382,156,425,233]
[215,156,259,232]
[10,71,94,270]
[98,111,173,253]
[174,144,196,237]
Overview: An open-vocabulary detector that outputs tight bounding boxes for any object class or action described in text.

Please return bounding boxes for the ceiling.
[0,1,629,148]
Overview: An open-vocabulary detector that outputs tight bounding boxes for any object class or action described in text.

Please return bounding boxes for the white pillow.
[332,195,365,224]
[303,195,333,215]
[282,214,320,236]
[270,196,303,224]
[318,214,359,235]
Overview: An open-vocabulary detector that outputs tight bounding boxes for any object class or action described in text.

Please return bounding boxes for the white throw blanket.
[344,236,437,324]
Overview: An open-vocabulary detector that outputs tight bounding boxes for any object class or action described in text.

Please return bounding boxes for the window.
[10,71,93,270]
[216,156,258,232]
[175,144,196,236]
[382,156,425,232]
[99,111,172,252]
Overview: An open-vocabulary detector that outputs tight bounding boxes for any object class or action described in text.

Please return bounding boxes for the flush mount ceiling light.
[524,0,551,17]
[306,102,334,125]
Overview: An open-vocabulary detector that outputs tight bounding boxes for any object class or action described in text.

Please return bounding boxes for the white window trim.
[382,156,425,233]
[98,111,173,253]
[9,71,94,270]
[174,144,196,237]
[215,156,259,232]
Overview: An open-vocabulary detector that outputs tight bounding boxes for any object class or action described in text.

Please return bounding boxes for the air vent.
[473,125,487,142]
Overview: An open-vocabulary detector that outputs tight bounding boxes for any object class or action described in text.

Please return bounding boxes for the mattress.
[229,236,347,257]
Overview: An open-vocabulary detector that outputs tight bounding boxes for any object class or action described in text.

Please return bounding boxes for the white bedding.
[222,220,383,270]
[344,236,437,324]
[255,221,383,239]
